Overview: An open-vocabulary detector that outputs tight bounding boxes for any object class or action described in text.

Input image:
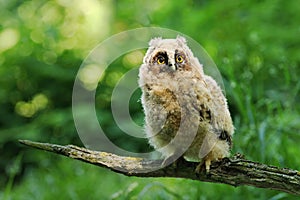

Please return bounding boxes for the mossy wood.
[19,140,300,196]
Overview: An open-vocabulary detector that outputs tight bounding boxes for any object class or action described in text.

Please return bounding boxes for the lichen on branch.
[19,140,300,196]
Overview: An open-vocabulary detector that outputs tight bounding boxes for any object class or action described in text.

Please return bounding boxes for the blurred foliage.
[0,0,299,199]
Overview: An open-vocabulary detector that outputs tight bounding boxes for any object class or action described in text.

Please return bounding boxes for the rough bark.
[19,140,300,196]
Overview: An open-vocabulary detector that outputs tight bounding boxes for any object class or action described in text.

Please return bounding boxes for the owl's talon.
[233,152,245,159]
[195,159,212,174]
[195,163,202,174]
[205,159,211,172]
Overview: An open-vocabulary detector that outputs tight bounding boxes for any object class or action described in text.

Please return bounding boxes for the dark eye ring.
[157,55,165,64]
[176,55,184,63]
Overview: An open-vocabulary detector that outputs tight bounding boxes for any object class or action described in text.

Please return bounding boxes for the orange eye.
[176,55,183,63]
[157,55,165,64]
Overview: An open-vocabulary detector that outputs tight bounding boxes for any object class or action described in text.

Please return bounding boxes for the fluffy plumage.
[138,36,234,171]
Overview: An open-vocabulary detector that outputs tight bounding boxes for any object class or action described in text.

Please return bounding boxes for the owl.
[138,36,234,172]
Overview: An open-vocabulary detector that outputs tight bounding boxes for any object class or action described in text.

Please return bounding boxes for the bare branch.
[19,140,300,196]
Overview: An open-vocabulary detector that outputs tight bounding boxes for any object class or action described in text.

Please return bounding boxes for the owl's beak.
[168,63,177,71]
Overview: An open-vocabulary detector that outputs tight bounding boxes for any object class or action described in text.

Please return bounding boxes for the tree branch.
[19,140,300,196]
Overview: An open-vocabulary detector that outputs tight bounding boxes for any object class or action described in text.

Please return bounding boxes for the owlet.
[138,36,234,172]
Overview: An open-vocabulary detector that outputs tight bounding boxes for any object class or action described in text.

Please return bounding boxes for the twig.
[19,140,300,195]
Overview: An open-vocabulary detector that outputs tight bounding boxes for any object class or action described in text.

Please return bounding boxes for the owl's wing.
[195,75,233,147]
[198,103,211,122]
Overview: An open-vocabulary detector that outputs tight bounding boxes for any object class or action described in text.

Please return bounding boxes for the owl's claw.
[205,159,211,172]
[195,159,211,174]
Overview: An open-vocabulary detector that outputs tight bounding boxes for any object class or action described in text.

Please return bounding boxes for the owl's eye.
[157,55,166,64]
[176,55,184,63]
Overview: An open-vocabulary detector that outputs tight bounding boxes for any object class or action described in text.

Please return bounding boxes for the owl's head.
[143,36,198,72]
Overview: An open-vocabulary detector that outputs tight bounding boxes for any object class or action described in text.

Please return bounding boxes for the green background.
[1,0,299,199]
